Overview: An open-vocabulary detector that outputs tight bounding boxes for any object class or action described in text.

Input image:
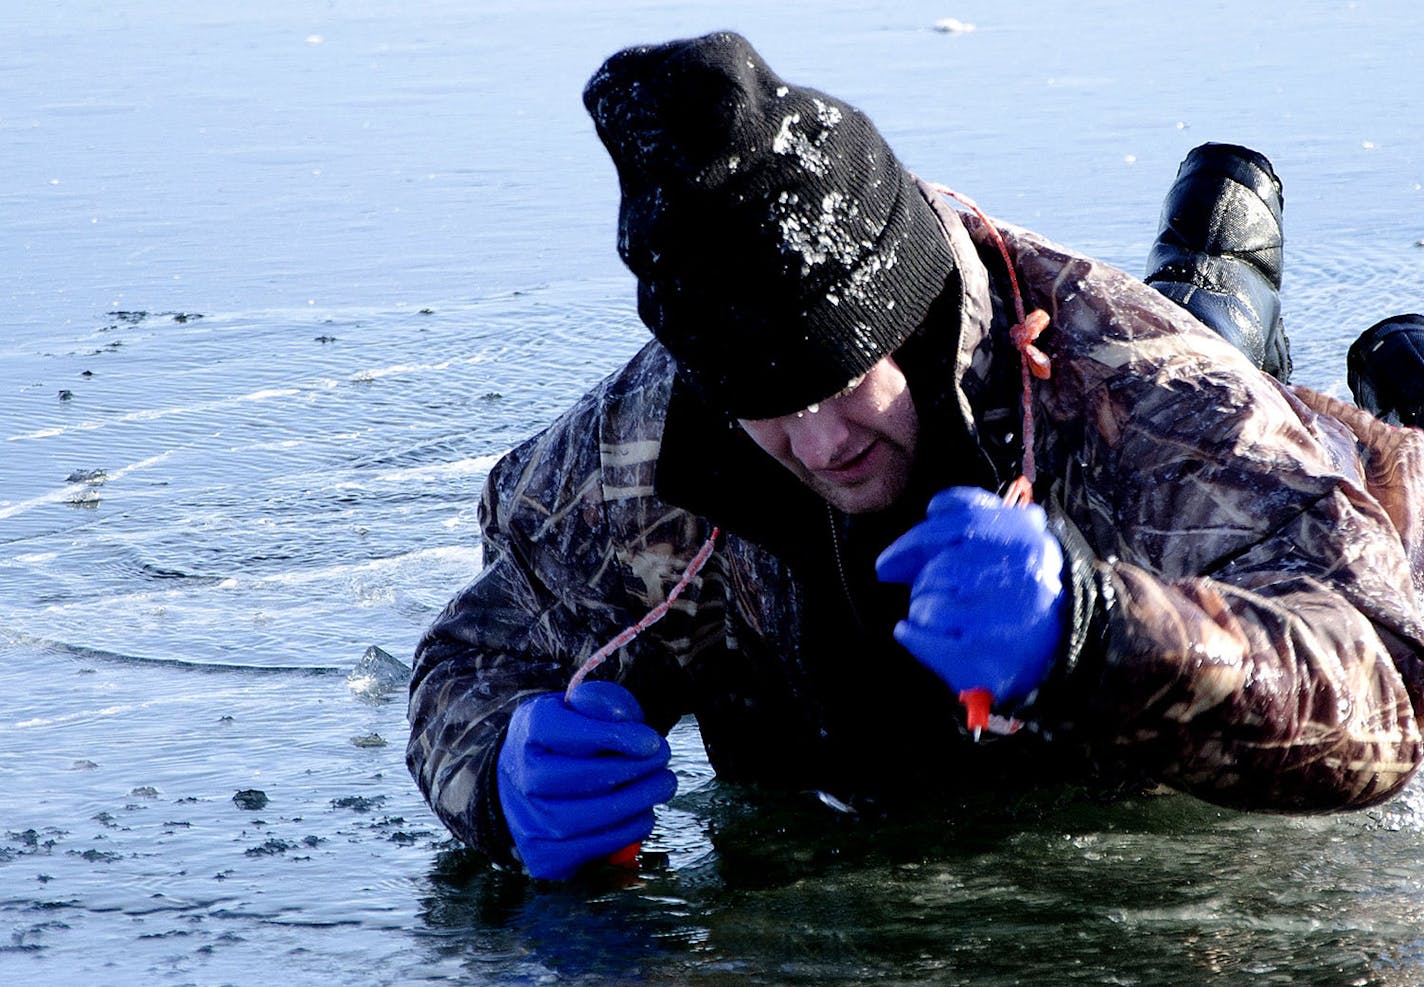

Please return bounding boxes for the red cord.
[565,526,721,700]
[930,183,1051,738]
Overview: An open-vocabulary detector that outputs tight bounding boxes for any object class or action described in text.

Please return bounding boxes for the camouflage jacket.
[407,185,1424,864]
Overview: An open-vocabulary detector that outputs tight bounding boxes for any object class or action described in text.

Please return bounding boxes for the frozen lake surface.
[4,1,1423,983]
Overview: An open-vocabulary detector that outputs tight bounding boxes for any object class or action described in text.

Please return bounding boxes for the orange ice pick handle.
[959,687,993,741]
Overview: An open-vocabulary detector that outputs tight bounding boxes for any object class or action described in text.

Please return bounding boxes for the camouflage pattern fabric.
[407,182,1424,864]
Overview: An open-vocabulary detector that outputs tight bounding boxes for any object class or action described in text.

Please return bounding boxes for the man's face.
[737,354,920,514]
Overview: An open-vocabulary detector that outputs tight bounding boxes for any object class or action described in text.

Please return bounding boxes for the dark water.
[3,1,1423,983]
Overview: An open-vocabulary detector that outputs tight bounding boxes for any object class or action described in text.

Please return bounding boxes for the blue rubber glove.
[875,486,1068,706]
[497,680,678,880]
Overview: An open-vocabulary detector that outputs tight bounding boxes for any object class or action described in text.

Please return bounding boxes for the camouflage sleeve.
[1009,227,1424,811]
[1061,490,1424,812]
[405,344,710,861]
[404,419,617,863]
[405,545,568,864]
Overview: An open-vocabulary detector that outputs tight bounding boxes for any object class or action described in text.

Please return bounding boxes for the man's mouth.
[817,441,877,483]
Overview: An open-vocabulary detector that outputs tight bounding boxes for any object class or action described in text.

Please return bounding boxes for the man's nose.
[786,410,850,470]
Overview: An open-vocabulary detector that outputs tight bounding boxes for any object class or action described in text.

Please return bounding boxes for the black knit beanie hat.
[583,31,956,420]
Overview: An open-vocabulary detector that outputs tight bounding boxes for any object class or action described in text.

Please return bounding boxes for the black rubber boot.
[1347,314,1424,426]
[1146,142,1292,382]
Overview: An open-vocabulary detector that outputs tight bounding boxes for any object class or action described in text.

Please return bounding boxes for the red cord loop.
[1013,309,1053,381]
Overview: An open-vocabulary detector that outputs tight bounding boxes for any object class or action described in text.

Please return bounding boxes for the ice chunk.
[347,645,412,703]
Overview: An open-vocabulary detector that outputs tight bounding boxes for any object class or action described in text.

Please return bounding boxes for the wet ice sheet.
[4,0,1424,983]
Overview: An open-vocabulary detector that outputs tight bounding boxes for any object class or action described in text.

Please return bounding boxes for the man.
[407,31,1424,881]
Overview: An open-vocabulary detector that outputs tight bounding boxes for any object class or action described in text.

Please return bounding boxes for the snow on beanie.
[583,31,957,419]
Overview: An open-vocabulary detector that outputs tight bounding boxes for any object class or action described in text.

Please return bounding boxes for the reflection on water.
[410,783,1424,986]
[4,0,1424,983]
